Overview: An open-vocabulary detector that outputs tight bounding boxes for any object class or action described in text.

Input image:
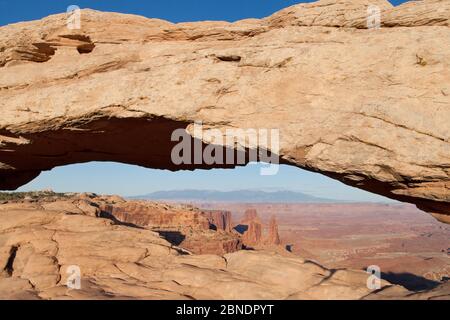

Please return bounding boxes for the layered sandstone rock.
[242,220,263,247]
[101,201,211,230]
[202,210,233,232]
[240,209,282,247]
[266,215,282,246]
[179,234,242,255]
[0,0,450,223]
[97,198,242,255]
[0,195,447,300]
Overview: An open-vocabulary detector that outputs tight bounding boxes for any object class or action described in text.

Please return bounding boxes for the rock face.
[0,194,448,300]
[180,236,242,256]
[101,201,211,230]
[266,215,282,246]
[202,210,233,232]
[0,0,450,223]
[99,198,242,255]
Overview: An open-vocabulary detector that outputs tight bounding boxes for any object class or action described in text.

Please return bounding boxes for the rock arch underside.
[0,0,449,224]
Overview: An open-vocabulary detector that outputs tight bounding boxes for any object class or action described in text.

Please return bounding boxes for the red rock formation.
[2,2,450,225]
[266,215,281,246]
[101,202,211,230]
[202,210,232,232]
[241,210,281,247]
[242,220,263,247]
[181,236,242,255]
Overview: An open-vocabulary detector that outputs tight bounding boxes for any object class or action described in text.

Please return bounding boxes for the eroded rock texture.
[266,215,282,246]
[242,220,263,247]
[240,209,283,247]
[202,210,233,232]
[99,199,242,255]
[0,194,448,300]
[0,0,450,222]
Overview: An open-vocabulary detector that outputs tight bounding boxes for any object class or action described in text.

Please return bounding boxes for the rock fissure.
[3,245,19,277]
[350,111,448,143]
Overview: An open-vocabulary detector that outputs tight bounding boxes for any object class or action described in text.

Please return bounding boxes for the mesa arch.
[0,0,449,223]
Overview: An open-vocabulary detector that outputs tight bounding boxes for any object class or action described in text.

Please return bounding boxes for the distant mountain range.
[130,189,337,203]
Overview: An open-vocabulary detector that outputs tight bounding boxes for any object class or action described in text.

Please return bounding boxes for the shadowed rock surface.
[0,193,448,300]
[98,198,242,255]
[240,209,283,248]
[242,220,263,247]
[0,0,450,223]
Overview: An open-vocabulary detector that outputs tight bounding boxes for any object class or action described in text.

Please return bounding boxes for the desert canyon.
[0,0,449,299]
[0,192,448,300]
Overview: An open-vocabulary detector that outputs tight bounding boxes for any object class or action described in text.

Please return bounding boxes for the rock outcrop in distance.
[267,215,282,246]
[0,0,450,223]
[242,220,263,246]
[240,209,282,247]
[0,193,448,300]
[98,197,242,255]
[202,210,233,232]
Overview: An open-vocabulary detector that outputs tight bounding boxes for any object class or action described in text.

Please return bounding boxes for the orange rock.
[99,199,241,255]
[242,220,263,247]
[101,202,211,230]
[1,0,450,223]
[0,192,446,300]
[202,210,232,232]
[266,215,281,246]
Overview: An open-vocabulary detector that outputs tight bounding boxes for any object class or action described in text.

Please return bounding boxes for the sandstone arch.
[0,0,450,223]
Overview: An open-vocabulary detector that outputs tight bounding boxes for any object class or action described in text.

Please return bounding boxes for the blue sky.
[3,1,408,201]
[1,0,408,26]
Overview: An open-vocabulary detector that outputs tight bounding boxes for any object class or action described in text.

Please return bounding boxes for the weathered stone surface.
[240,210,282,247]
[97,197,243,255]
[266,215,282,246]
[202,210,233,232]
[242,220,263,247]
[0,195,447,300]
[101,201,211,230]
[180,234,242,255]
[0,0,450,222]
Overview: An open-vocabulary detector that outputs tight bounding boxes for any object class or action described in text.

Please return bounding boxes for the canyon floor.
[199,202,450,292]
[0,192,448,300]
